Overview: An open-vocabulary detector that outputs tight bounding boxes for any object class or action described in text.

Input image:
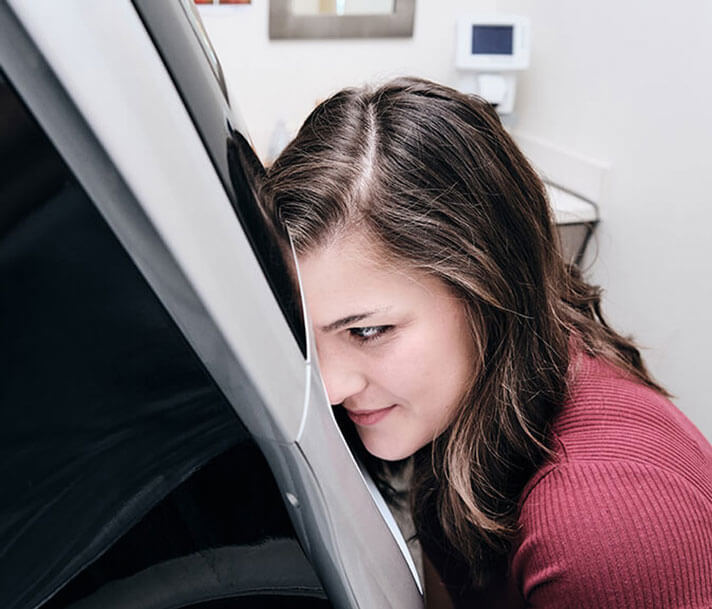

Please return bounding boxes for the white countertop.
[546,182,598,225]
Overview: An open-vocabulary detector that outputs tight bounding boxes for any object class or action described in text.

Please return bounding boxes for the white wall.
[496,0,712,437]
[198,0,495,162]
[201,1,711,437]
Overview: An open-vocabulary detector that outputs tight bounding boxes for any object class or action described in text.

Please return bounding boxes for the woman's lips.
[346,404,397,426]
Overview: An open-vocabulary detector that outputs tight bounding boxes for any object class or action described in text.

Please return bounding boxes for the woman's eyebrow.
[320,309,387,333]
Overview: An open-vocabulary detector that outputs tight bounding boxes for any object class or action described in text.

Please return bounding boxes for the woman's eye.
[348,325,392,343]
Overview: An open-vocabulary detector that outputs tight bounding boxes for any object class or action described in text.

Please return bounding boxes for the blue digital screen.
[472,25,514,55]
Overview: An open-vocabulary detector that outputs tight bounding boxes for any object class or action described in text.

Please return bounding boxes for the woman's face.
[298,232,476,461]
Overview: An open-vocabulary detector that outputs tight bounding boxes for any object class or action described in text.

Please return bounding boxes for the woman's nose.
[318,351,368,406]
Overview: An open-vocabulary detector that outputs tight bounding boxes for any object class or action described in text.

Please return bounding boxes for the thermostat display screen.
[472,25,513,55]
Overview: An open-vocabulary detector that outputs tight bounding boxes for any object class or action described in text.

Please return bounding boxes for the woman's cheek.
[380,333,433,394]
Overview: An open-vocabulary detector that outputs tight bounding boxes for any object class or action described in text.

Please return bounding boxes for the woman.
[260,77,712,607]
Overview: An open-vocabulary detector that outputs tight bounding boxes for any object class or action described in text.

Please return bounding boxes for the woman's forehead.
[297,234,454,325]
[298,232,415,292]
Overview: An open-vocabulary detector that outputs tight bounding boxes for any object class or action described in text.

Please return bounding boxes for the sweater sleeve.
[511,460,712,608]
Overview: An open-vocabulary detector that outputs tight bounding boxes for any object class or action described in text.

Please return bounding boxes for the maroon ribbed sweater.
[428,354,712,607]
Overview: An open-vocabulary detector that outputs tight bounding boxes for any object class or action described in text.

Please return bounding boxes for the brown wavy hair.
[259,76,668,587]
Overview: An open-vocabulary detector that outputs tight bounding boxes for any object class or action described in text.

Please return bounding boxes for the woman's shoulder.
[540,352,712,494]
[511,355,712,607]
[522,351,712,520]
[512,456,712,607]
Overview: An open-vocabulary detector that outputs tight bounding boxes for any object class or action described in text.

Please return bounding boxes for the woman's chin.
[361,436,416,462]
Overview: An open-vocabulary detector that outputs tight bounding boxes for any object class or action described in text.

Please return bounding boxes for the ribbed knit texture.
[423,354,712,608]
[510,354,712,608]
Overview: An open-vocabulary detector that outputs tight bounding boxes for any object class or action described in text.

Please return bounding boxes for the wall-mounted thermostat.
[455,15,530,114]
